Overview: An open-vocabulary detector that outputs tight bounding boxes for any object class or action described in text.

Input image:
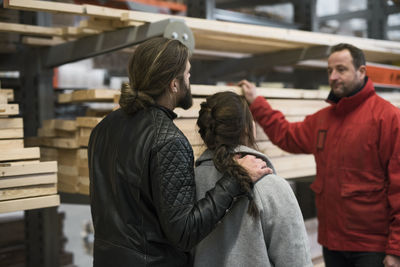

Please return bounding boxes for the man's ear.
[169,79,178,93]
[358,65,367,79]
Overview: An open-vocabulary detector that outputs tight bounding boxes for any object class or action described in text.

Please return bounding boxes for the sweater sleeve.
[256,175,313,267]
[250,96,315,154]
[150,136,243,251]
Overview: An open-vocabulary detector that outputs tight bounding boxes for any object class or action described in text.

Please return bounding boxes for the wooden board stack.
[0,89,59,213]
[0,213,74,266]
[34,88,119,195]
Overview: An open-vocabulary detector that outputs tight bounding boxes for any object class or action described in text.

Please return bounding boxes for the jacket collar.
[195,145,276,174]
[154,104,177,120]
[326,77,375,115]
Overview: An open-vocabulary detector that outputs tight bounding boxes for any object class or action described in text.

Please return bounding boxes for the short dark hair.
[330,43,366,69]
[119,37,189,115]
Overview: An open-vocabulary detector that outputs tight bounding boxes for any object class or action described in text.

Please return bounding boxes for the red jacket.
[250,78,400,256]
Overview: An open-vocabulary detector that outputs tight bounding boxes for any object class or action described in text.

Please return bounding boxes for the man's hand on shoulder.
[235,154,272,183]
[238,80,258,105]
[384,254,400,267]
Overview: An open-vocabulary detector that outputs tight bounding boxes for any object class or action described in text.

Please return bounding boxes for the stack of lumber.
[2,0,400,63]
[32,89,119,195]
[0,213,74,267]
[0,89,59,214]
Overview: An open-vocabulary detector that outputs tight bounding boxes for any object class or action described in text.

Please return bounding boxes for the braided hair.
[197,91,259,218]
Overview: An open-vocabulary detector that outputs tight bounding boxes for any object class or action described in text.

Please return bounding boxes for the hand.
[238,80,258,105]
[384,254,400,267]
[235,154,273,183]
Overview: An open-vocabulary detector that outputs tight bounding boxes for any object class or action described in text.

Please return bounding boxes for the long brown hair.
[119,37,189,115]
[197,91,259,217]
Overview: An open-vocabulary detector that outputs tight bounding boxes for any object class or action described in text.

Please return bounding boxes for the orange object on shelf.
[367,63,400,87]
[74,0,186,13]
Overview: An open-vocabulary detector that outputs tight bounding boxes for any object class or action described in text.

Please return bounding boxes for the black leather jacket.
[88,106,243,267]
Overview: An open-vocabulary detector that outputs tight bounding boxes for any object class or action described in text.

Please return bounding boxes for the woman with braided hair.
[193,91,312,267]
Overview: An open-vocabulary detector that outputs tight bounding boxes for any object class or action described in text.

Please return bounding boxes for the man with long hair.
[88,37,271,266]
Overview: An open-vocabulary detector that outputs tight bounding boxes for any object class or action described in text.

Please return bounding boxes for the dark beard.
[177,80,193,110]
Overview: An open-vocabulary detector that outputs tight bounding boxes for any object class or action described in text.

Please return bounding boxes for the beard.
[177,79,193,110]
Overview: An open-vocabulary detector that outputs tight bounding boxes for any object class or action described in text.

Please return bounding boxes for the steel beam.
[367,0,387,39]
[386,4,400,15]
[213,8,300,28]
[318,10,372,22]
[187,0,216,19]
[44,19,194,68]
[205,45,331,79]
[216,0,298,9]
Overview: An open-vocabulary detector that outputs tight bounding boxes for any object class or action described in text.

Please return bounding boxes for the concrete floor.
[59,204,93,267]
[58,204,322,267]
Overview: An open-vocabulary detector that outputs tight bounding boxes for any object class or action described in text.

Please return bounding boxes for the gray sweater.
[193,146,312,267]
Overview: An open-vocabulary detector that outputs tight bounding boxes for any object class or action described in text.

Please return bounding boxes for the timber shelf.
[2,0,400,63]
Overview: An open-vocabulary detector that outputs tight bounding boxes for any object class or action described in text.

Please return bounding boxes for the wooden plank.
[58,173,79,186]
[0,104,18,116]
[84,4,126,19]
[22,36,65,46]
[0,183,57,201]
[78,136,89,147]
[0,194,60,213]
[0,173,57,189]
[78,183,89,195]
[0,118,23,129]
[39,137,79,149]
[0,128,23,139]
[58,149,79,166]
[71,89,120,102]
[78,149,87,160]
[0,89,13,102]
[78,166,88,177]
[78,158,88,168]
[58,180,78,194]
[37,127,56,137]
[62,26,102,37]
[175,98,326,118]
[0,21,63,37]
[0,160,40,166]
[0,139,24,150]
[0,161,57,177]
[4,0,85,15]
[40,147,58,161]
[54,119,77,132]
[256,141,290,158]
[79,127,92,137]
[0,147,40,162]
[76,116,103,128]
[58,165,79,176]
[191,84,329,99]
[0,92,8,112]
[42,119,56,129]
[58,93,73,104]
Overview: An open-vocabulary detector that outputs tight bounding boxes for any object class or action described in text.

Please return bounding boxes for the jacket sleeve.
[381,109,400,256]
[250,96,315,154]
[150,136,242,251]
[257,176,313,267]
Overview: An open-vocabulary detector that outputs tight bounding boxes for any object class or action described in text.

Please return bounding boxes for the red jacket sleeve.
[250,96,315,154]
[382,108,400,256]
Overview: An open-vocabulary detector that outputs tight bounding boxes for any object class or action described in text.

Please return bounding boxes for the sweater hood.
[195,145,276,174]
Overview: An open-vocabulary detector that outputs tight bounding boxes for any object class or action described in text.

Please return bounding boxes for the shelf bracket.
[44,18,194,68]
